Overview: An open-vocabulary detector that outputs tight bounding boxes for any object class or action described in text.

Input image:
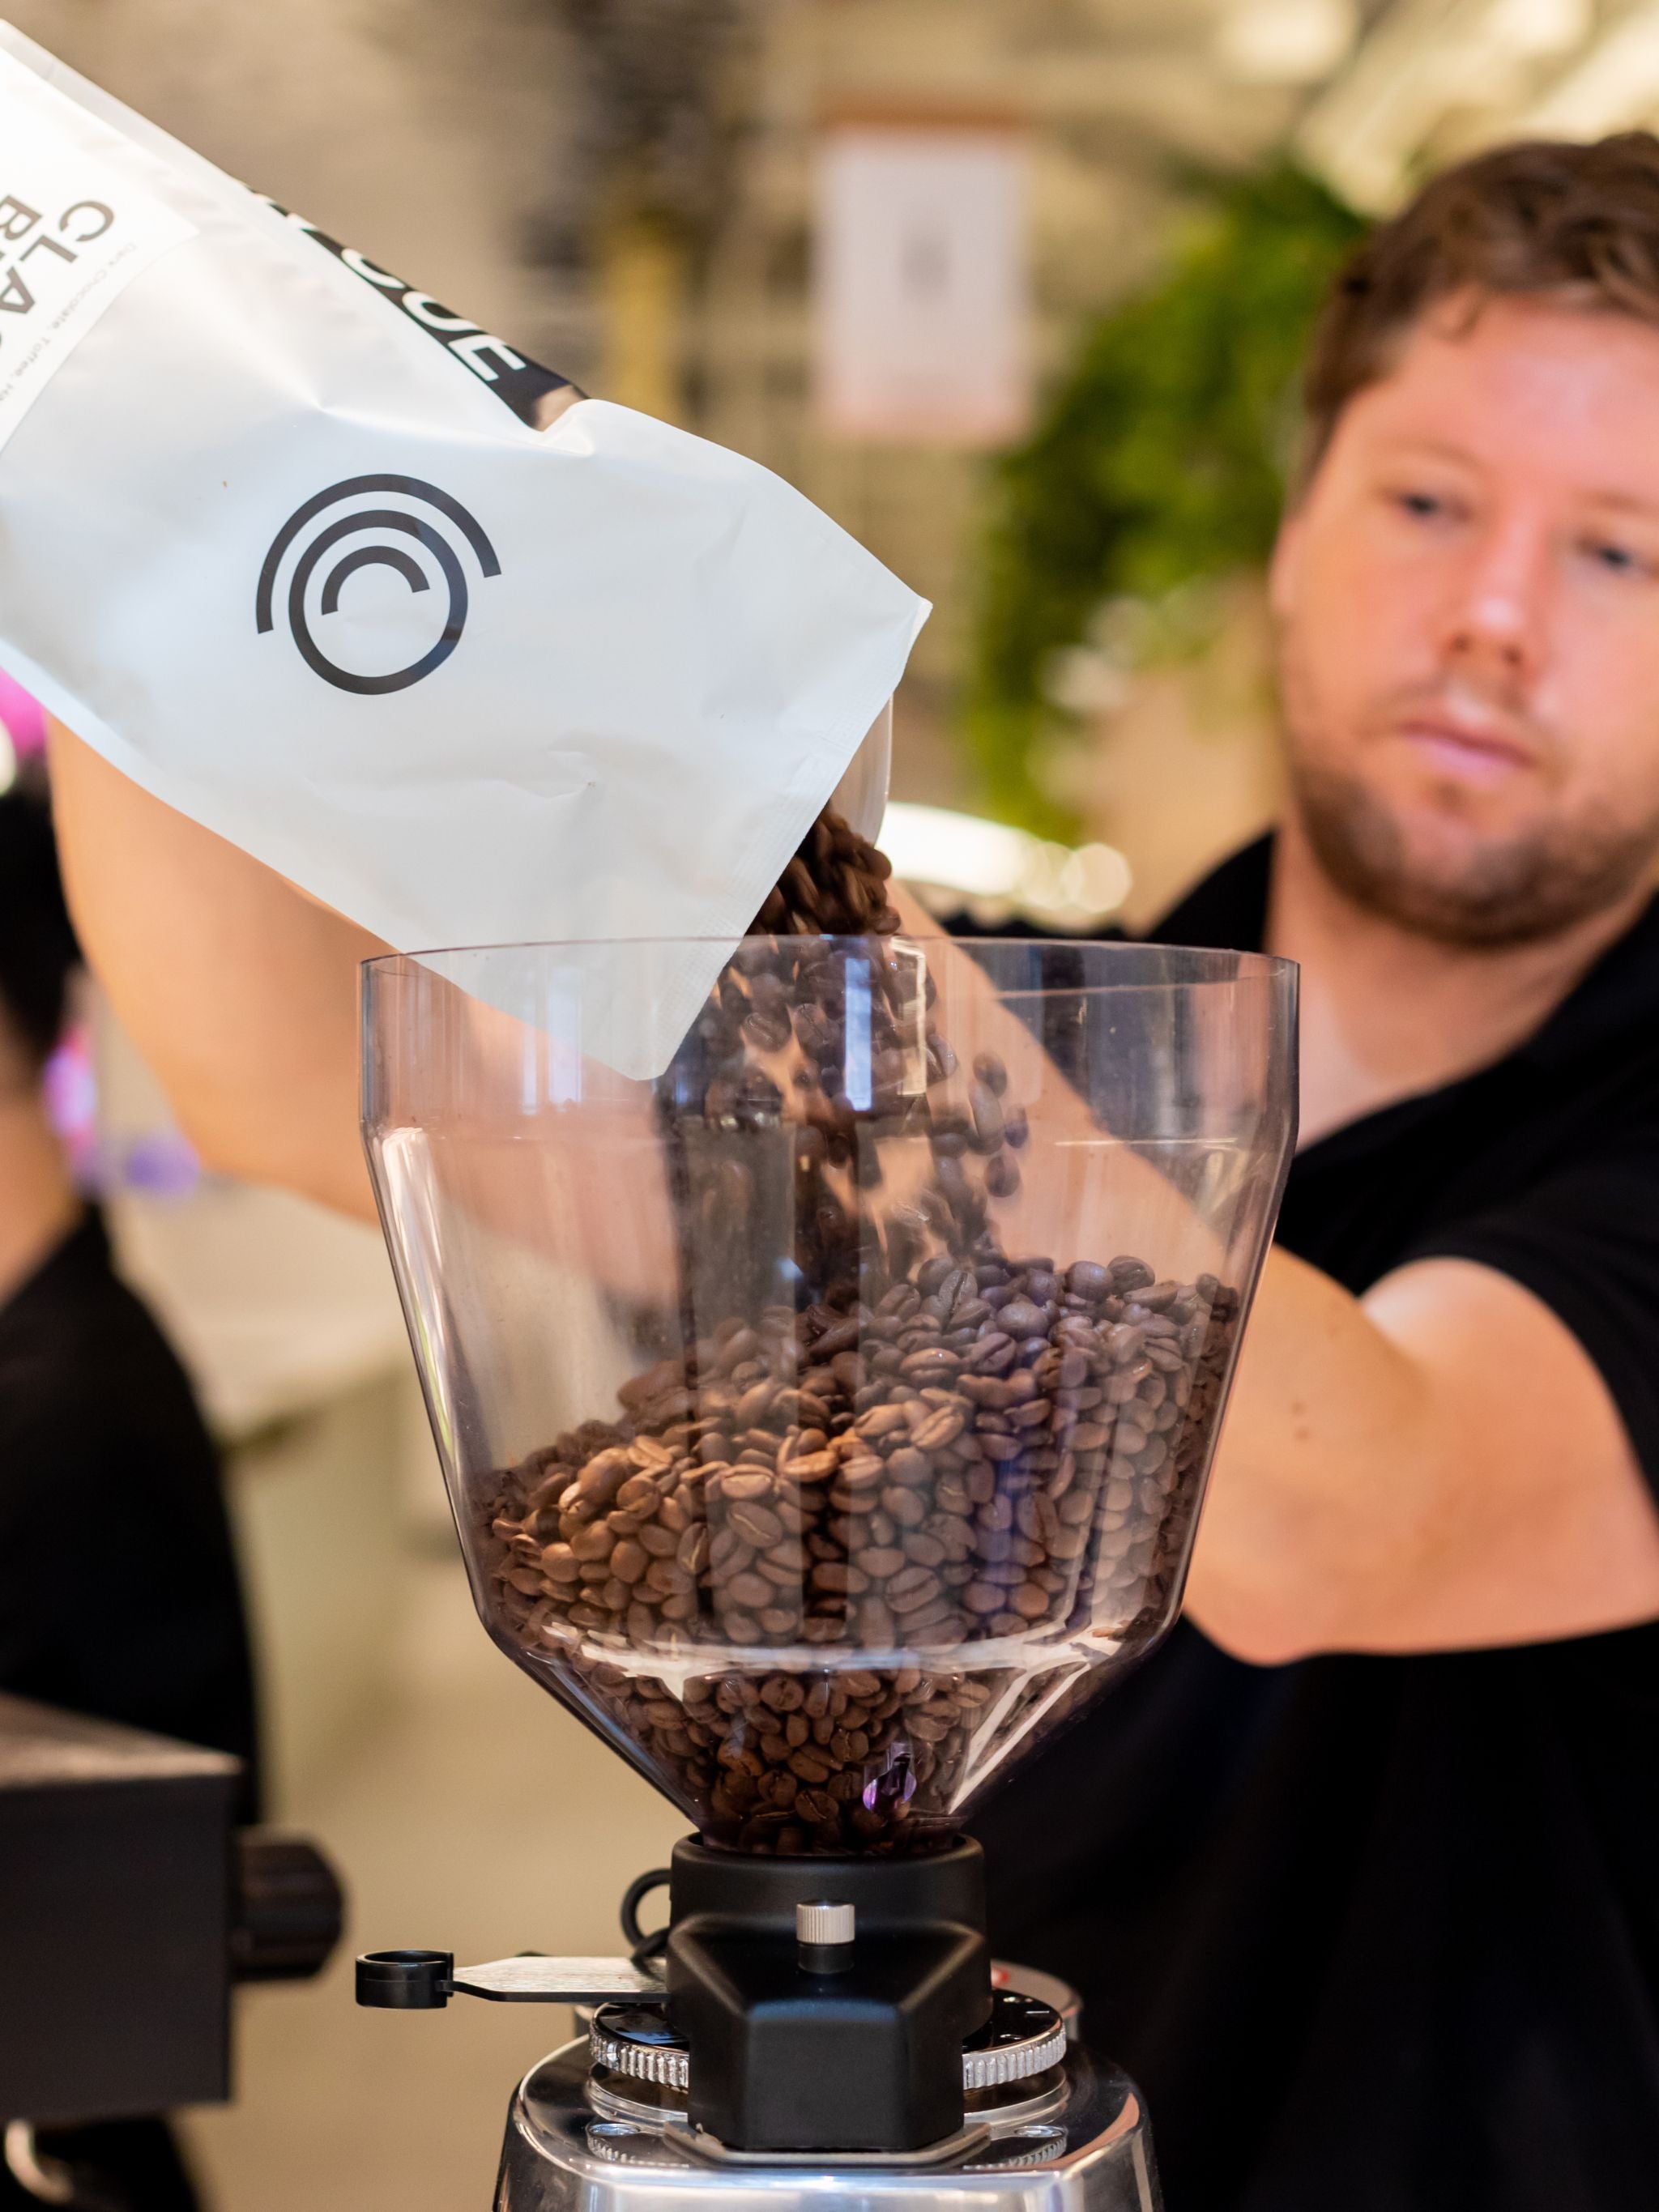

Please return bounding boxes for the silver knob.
[795,1901,855,1946]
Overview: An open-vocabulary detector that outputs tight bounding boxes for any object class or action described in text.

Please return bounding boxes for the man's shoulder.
[1520,889,1659,1083]
[1148,834,1275,953]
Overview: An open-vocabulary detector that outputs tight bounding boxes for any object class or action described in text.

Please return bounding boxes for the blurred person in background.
[34,129,1659,2212]
[0,784,258,2212]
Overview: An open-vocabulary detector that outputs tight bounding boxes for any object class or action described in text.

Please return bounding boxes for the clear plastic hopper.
[363,933,1295,1857]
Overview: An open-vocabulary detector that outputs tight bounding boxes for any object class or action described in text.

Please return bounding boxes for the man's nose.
[1439,514,1549,688]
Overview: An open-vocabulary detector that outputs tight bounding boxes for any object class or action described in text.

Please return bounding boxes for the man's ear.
[1269,505,1304,624]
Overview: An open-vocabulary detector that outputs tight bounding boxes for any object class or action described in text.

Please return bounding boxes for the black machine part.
[0,1694,343,2131]
[665,1835,992,2153]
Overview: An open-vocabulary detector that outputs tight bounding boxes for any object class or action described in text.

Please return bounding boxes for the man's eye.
[1584,536,1649,577]
[1395,490,1446,520]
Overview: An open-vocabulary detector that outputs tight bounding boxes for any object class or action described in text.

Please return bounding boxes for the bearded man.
[41,130,1659,2212]
[968,134,1659,2211]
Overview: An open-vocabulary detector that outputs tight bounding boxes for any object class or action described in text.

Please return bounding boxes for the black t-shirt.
[967,836,1659,2212]
[0,1213,259,1818]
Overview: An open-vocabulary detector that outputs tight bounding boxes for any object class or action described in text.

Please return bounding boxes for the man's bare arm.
[46,748,1102,1251]
[1188,1250,1659,1660]
[50,727,1659,1656]
[47,718,379,1218]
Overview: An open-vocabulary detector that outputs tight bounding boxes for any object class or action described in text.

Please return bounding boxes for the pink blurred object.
[41,1024,202,1199]
[0,667,46,757]
[42,1024,100,1186]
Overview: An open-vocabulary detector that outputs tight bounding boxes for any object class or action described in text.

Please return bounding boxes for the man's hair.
[1303,132,1659,479]
[0,786,79,1068]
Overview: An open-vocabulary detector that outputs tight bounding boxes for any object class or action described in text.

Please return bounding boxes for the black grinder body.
[664,1834,991,2153]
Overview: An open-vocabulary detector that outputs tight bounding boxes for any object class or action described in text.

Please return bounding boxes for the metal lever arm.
[356,1949,665,2010]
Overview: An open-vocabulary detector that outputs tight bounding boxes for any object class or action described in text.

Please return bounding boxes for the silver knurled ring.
[591,2007,1066,2095]
[590,2024,688,2089]
[961,2019,1068,2089]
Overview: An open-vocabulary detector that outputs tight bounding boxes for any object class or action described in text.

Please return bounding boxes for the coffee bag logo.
[256,475,501,695]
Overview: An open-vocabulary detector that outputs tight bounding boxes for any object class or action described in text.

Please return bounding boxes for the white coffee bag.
[0,23,927,1073]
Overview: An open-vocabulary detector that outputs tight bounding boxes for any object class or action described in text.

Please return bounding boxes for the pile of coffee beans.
[475,805,1243,1852]
[482,1248,1237,1849]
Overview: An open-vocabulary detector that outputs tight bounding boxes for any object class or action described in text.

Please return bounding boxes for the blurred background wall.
[5,0,1657,2203]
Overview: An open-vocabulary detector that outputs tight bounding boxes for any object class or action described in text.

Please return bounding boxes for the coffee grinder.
[353,929,1295,2210]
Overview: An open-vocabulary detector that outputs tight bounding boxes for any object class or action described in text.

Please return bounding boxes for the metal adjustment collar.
[590,2008,689,2089]
[590,1989,1066,2097]
[960,1991,1069,2090]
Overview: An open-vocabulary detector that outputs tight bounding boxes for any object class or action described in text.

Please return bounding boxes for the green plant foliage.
[966,160,1367,836]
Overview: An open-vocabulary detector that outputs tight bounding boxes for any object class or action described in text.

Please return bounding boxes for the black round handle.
[620,1866,672,1971]
[231,1831,344,1984]
[356,1949,454,2009]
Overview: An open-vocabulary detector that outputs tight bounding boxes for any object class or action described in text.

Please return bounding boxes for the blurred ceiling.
[1298,0,1659,208]
[774,0,1659,215]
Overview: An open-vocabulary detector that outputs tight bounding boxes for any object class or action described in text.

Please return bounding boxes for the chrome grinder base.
[495,2020,1160,2212]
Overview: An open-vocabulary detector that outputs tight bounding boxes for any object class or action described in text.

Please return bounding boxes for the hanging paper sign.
[813,117,1030,447]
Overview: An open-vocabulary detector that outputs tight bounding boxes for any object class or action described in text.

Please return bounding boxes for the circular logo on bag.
[255,475,501,695]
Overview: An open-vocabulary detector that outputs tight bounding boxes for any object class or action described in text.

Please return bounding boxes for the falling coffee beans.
[477,806,1242,1855]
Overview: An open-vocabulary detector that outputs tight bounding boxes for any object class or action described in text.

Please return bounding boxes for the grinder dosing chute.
[359,931,1295,2167]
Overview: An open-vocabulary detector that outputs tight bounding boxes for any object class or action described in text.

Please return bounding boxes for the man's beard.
[1289,761,1659,948]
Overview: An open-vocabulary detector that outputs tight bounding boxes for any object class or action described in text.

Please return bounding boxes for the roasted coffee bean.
[968,1082,1004,1153]
[838,1454,888,1494]
[723,1469,777,1502]
[757,1549,811,1588]
[855,1546,907,1578]
[729,1502,783,1548]
[789,1450,840,1484]
[888,1568,943,1614]
[678,1525,712,1575]
[984,1155,1020,1198]
[616,1471,665,1510]
[911,1406,965,1451]
[577,1448,633,1508]
[881,1487,928,1531]
[812,1561,868,1596]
